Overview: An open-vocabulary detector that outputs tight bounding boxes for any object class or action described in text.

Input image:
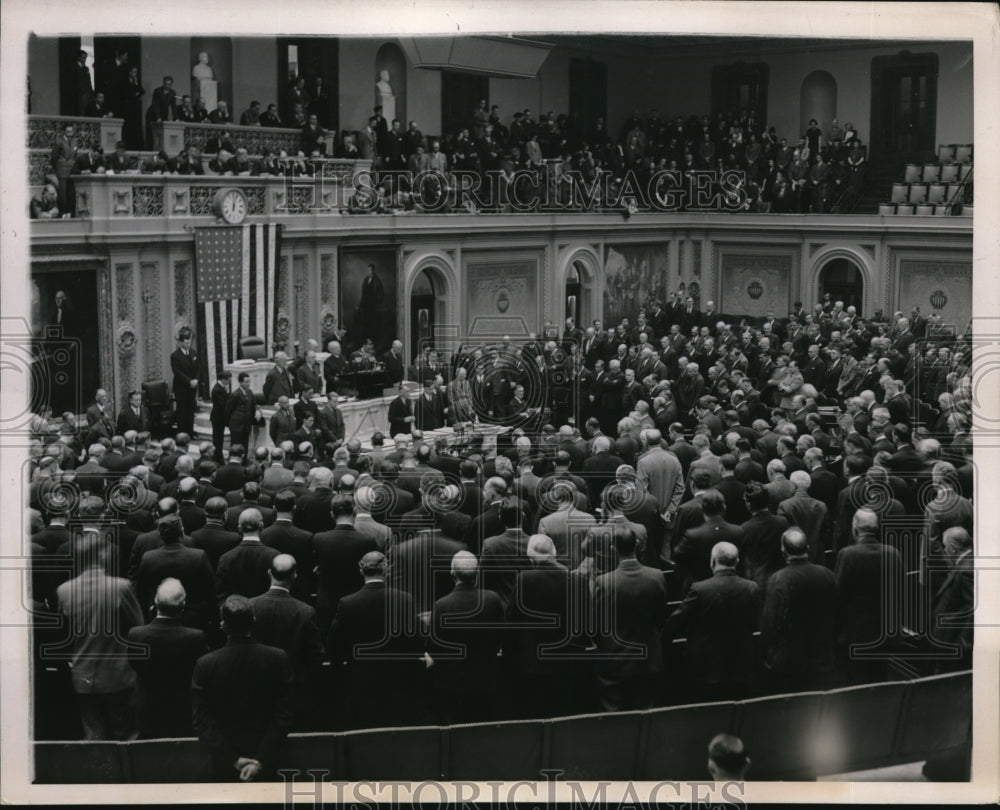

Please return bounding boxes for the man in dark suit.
[776,470,829,565]
[127,578,209,738]
[215,509,281,601]
[250,555,323,728]
[213,444,247,494]
[427,550,507,723]
[592,528,667,711]
[226,372,262,452]
[674,490,744,591]
[414,379,444,431]
[388,386,417,437]
[136,515,215,628]
[834,508,904,683]
[739,482,790,592]
[381,340,406,386]
[325,551,423,729]
[479,500,532,609]
[294,467,336,534]
[507,535,589,718]
[190,496,241,570]
[85,389,117,445]
[192,595,294,781]
[224,482,277,531]
[930,526,974,672]
[171,327,200,435]
[209,370,232,463]
[116,390,151,435]
[312,495,378,633]
[667,541,760,701]
[176,477,207,535]
[263,352,296,405]
[259,490,315,599]
[715,454,750,525]
[762,527,838,692]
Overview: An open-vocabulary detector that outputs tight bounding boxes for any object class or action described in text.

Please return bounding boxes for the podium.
[193,78,218,112]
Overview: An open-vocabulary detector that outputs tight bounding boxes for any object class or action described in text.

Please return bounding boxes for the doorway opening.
[410,267,446,363]
[819,258,864,314]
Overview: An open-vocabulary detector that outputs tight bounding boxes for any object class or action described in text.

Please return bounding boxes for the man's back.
[136,545,215,626]
[430,583,506,694]
[312,525,377,624]
[835,541,903,645]
[216,540,280,600]
[762,559,838,681]
[191,638,294,773]
[675,517,745,587]
[667,569,759,684]
[740,511,789,590]
[538,508,596,569]
[190,523,241,570]
[637,446,685,511]
[777,493,829,564]
[389,530,467,614]
[593,558,667,676]
[480,529,531,607]
[127,617,208,737]
[249,588,323,676]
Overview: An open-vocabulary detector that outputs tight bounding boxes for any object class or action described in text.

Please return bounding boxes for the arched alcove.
[375,42,407,128]
[800,70,837,136]
[818,258,864,314]
[557,248,600,329]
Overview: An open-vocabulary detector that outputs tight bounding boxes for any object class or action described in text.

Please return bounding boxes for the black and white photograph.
[1,0,998,804]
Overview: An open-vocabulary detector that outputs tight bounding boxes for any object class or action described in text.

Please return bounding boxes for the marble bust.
[192,52,214,80]
[376,69,392,97]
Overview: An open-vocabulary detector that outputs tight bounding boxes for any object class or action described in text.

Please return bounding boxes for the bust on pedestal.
[375,69,395,124]
[192,52,218,118]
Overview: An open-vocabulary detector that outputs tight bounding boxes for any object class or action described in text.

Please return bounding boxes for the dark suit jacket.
[593,558,668,677]
[170,348,200,402]
[224,501,277,532]
[675,517,745,588]
[429,582,507,695]
[325,581,423,725]
[189,522,242,570]
[667,569,760,683]
[479,528,531,608]
[507,562,588,675]
[116,405,151,434]
[293,487,334,534]
[835,540,903,645]
[714,477,750,525]
[136,544,216,627]
[388,530,466,614]
[127,617,208,738]
[191,637,294,771]
[740,511,790,590]
[388,396,414,437]
[762,558,838,678]
[216,539,280,600]
[213,461,247,494]
[260,519,316,599]
[225,387,259,435]
[932,551,974,660]
[249,587,323,677]
[263,366,296,405]
[312,525,378,628]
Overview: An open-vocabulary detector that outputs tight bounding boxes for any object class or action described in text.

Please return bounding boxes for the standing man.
[263,352,296,405]
[171,327,200,436]
[191,595,294,781]
[50,123,78,215]
[209,370,232,463]
[225,372,261,453]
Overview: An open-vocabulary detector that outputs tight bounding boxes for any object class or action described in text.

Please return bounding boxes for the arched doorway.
[564,258,596,328]
[375,42,407,128]
[819,258,864,313]
[410,267,445,360]
[800,70,837,136]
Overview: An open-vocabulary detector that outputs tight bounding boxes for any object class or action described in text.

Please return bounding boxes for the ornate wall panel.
[898,258,973,332]
[719,253,793,317]
[141,263,162,383]
[319,253,338,339]
[173,260,195,334]
[293,256,310,344]
[464,254,540,338]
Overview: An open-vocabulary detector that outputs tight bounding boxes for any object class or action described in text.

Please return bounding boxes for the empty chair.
[927,183,947,204]
[142,379,175,438]
[959,163,973,181]
[903,164,921,183]
[945,184,964,203]
[895,204,915,216]
[878,203,896,216]
[954,144,973,164]
[934,204,950,216]
[939,164,959,183]
[937,144,956,163]
[960,205,973,217]
[891,183,909,203]
[916,203,935,216]
[238,335,267,360]
[908,184,927,204]
[922,164,939,183]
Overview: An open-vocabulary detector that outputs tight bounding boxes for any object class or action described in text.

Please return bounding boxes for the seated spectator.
[205,130,236,156]
[72,146,106,174]
[174,148,205,176]
[240,100,262,126]
[259,103,282,128]
[301,113,327,156]
[208,100,232,125]
[30,184,60,219]
[85,90,115,118]
[192,97,210,122]
[141,150,173,174]
[208,149,235,175]
[707,733,751,780]
[175,94,197,122]
[105,140,137,173]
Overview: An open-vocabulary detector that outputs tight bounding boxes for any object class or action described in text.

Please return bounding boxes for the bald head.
[852,508,880,539]
[269,553,298,584]
[781,527,808,558]
[711,541,739,570]
[527,534,556,562]
[789,470,811,492]
[154,577,186,617]
[451,550,479,583]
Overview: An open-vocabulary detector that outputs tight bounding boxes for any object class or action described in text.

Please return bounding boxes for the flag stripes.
[194,223,282,393]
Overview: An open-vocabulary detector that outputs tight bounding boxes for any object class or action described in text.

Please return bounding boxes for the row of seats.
[936,144,974,165]
[891,182,966,204]
[879,202,972,217]
[33,670,971,783]
[905,161,972,184]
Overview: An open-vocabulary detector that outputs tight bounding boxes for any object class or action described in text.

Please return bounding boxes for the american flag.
[194,224,282,390]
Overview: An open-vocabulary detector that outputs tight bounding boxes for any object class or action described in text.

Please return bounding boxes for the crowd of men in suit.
[26,290,974,781]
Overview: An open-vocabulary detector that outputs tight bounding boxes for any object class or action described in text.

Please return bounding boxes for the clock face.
[217,188,247,224]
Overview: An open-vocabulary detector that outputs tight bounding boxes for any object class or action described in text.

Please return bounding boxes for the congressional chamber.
[24,32,974,783]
